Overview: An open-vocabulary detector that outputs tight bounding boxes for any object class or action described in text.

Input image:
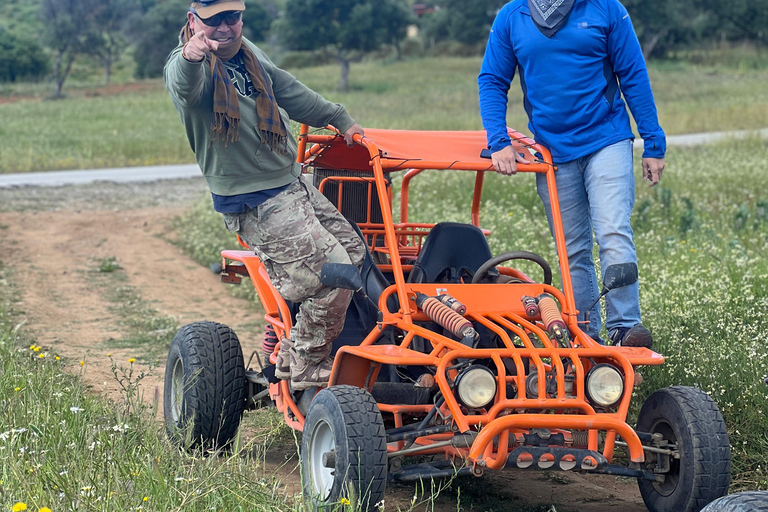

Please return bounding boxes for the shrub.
[0,26,50,82]
[132,0,189,79]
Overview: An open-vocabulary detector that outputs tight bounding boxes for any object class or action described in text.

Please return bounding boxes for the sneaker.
[290,353,333,391]
[610,324,653,349]
[274,337,293,381]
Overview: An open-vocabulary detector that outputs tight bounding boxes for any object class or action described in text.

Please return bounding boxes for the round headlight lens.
[456,365,497,409]
[586,364,624,407]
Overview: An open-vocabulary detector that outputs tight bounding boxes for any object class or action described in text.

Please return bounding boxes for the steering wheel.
[471,251,553,285]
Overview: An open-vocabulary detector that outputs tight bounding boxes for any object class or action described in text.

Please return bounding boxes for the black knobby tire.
[301,385,388,511]
[636,386,731,512]
[164,321,246,449]
[701,492,768,512]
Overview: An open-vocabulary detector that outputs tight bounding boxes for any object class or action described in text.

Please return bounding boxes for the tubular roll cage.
[222,125,665,473]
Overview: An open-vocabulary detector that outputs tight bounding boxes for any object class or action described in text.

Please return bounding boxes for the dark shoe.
[290,354,333,391]
[610,324,653,349]
[274,337,293,380]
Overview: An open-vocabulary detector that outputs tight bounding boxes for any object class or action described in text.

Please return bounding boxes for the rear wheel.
[301,385,387,511]
[636,386,731,512]
[701,492,768,512]
[163,321,246,449]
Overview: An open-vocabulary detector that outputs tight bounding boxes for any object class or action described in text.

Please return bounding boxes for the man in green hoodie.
[165,0,367,390]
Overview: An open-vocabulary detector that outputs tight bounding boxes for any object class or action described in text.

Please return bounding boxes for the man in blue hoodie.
[478,0,666,347]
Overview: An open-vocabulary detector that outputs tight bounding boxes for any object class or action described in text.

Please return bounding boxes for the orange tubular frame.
[239,125,666,466]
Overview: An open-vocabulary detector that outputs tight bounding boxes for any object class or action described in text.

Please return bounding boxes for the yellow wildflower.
[33,347,40,352]
[12,503,28,512]
[80,361,85,367]
[128,358,136,363]
[339,497,350,506]
[106,353,111,357]
[14,387,21,392]
[39,508,52,512]
[55,356,60,361]
[143,497,148,502]
[39,353,45,358]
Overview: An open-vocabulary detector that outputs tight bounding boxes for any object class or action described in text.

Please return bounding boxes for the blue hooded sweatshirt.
[478,0,666,163]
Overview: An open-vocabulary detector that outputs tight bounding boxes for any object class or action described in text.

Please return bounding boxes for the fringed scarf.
[180,22,287,152]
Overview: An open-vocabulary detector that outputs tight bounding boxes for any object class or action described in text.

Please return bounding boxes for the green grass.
[0,263,298,512]
[86,257,179,357]
[0,83,193,173]
[1,56,767,173]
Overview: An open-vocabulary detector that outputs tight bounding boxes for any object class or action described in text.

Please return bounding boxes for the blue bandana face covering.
[528,0,576,37]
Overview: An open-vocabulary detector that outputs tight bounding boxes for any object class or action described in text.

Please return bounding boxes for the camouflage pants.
[222,175,366,363]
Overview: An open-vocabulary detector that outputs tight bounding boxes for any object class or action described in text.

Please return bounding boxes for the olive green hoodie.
[164,38,355,196]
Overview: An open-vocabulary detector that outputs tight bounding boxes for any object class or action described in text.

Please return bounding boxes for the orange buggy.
[164,126,731,512]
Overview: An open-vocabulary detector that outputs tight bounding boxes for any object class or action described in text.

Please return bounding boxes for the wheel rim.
[649,418,680,496]
[308,418,336,502]
[170,357,185,423]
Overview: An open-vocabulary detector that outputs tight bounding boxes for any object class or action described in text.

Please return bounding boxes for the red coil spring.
[416,293,473,338]
[539,293,568,344]
[263,324,278,356]
[538,295,566,332]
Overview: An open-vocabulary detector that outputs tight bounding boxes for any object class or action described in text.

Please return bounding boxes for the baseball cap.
[190,0,246,19]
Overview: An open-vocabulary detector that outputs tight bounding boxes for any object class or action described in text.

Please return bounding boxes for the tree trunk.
[104,55,112,86]
[53,53,75,99]
[642,29,668,60]
[53,51,63,98]
[337,55,350,92]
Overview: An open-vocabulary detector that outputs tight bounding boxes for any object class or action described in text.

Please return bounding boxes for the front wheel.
[163,321,246,449]
[636,386,731,512]
[301,385,387,511]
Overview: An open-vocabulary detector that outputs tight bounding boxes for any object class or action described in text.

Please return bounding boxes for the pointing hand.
[183,31,220,62]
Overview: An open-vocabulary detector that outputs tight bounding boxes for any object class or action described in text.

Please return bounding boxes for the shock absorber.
[436,294,467,315]
[262,324,278,363]
[521,295,540,318]
[537,294,571,348]
[415,293,478,344]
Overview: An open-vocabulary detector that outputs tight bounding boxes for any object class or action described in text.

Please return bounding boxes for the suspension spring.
[538,294,571,347]
[263,324,278,357]
[415,293,476,339]
[571,430,590,448]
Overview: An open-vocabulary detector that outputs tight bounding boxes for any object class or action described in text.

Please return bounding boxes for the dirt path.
[0,179,647,512]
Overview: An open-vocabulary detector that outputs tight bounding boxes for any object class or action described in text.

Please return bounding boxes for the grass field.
[1,56,767,173]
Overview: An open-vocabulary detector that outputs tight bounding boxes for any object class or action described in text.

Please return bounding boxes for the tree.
[422,0,505,47]
[0,26,50,82]
[40,0,99,98]
[132,0,189,79]
[695,0,768,46]
[276,0,412,90]
[623,0,708,59]
[242,0,277,42]
[377,0,417,60]
[83,0,138,85]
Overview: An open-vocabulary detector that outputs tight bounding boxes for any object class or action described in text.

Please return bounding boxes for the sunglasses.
[192,9,242,27]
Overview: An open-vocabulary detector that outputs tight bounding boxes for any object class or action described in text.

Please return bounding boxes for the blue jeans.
[536,139,640,341]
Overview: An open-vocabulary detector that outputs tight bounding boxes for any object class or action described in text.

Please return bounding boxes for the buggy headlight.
[456,365,496,409]
[586,364,624,407]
